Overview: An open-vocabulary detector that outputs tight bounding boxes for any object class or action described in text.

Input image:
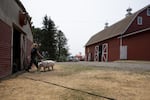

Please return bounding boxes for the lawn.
[0,62,150,100]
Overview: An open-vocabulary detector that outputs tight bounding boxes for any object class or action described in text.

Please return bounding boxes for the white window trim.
[147,7,150,16]
[137,16,142,25]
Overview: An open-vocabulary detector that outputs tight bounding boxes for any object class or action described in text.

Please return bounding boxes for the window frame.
[137,16,143,25]
[147,7,150,16]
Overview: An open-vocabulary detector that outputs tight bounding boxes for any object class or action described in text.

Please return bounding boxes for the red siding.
[85,44,95,61]
[85,7,150,62]
[125,8,150,34]
[107,38,120,61]
[85,37,120,61]
[123,30,150,61]
[0,19,12,78]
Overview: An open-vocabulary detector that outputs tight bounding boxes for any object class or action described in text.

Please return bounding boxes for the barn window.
[137,16,142,25]
[147,7,150,16]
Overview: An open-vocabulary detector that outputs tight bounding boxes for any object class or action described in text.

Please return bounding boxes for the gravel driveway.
[58,61,150,71]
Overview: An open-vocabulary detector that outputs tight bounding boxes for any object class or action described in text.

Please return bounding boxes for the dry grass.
[0,63,150,100]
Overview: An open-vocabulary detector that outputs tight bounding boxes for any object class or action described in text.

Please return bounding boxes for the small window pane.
[137,16,142,25]
[147,7,150,16]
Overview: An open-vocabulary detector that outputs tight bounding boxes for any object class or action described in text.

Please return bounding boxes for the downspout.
[120,33,123,48]
[120,34,123,60]
[120,34,123,46]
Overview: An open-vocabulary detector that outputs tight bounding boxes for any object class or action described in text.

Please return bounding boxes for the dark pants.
[29,58,38,69]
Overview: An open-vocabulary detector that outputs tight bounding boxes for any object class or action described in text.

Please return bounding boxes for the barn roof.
[85,5,149,46]
[15,0,26,12]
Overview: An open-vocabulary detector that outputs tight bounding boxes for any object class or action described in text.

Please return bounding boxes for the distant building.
[75,52,85,61]
[0,0,33,78]
[85,5,150,62]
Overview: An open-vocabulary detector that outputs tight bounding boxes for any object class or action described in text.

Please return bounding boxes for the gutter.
[118,27,150,38]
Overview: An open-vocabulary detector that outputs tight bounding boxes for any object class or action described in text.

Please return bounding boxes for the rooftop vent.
[126,7,132,17]
[104,22,109,29]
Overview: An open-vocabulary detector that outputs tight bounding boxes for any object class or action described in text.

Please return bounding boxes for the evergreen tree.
[32,15,69,61]
[41,15,57,60]
[56,30,69,61]
[32,26,42,44]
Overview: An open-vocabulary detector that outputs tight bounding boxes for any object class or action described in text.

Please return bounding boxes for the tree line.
[32,15,69,62]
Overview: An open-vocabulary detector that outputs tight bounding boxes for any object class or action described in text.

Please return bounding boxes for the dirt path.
[0,62,150,100]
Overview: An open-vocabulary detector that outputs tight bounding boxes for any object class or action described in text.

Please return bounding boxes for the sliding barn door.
[20,34,27,69]
[94,46,99,61]
[101,43,108,62]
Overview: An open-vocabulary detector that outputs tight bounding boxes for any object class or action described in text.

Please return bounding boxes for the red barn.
[0,0,33,78]
[85,5,150,62]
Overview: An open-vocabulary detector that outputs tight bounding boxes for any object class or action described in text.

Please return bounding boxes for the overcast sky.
[20,0,149,56]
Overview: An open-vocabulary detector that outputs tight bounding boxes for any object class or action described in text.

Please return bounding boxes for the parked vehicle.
[67,56,79,62]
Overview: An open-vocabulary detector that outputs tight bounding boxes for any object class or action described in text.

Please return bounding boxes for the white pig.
[38,60,55,71]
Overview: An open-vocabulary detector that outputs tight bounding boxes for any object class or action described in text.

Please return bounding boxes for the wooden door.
[94,46,99,61]
[101,43,108,62]
[20,34,27,70]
